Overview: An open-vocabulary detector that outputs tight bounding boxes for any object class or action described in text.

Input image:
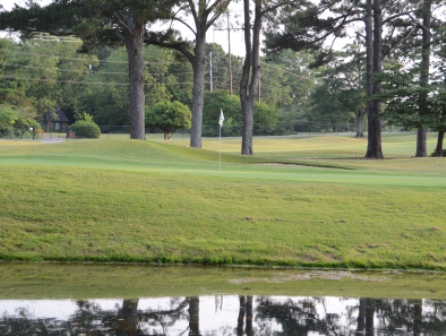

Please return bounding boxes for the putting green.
[0,135,445,269]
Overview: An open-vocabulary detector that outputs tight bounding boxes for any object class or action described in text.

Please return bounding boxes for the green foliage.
[69,121,101,138]
[377,65,446,130]
[254,102,279,134]
[146,100,191,139]
[0,104,18,127]
[203,90,241,136]
[76,112,95,122]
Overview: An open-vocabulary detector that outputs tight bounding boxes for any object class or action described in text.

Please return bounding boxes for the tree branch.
[408,14,433,37]
[187,0,199,26]
[112,12,134,37]
[172,16,197,35]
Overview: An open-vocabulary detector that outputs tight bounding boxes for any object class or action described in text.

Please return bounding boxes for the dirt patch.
[228,270,388,285]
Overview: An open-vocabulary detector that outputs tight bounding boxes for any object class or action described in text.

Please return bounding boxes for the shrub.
[69,121,101,139]
[146,100,191,139]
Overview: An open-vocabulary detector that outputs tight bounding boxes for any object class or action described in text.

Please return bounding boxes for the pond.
[1,264,446,335]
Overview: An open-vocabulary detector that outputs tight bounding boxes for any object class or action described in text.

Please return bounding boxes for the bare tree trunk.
[416,129,428,157]
[240,0,261,155]
[412,299,422,336]
[246,295,254,336]
[435,130,445,156]
[190,30,207,149]
[365,0,373,150]
[365,0,383,158]
[237,295,246,336]
[44,118,51,132]
[188,297,200,336]
[365,299,375,336]
[356,108,365,137]
[416,0,432,157]
[356,298,366,335]
[126,24,146,140]
[117,299,139,336]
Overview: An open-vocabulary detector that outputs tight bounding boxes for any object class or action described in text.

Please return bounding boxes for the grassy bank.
[0,135,445,269]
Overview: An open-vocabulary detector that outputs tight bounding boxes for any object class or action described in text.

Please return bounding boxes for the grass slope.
[0,135,445,269]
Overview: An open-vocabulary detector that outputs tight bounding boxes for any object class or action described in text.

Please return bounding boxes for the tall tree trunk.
[356,298,366,335]
[365,0,383,158]
[435,130,445,156]
[240,0,261,155]
[188,297,200,336]
[416,129,428,157]
[365,299,375,336]
[416,0,432,157]
[356,108,365,137]
[412,299,422,336]
[190,30,207,149]
[365,0,373,149]
[237,295,246,336]
[246,295,254,336]
[117,299,139,336]
[126,24,146,140]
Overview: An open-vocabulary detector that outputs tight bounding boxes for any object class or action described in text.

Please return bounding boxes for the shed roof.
[43,107,69,122]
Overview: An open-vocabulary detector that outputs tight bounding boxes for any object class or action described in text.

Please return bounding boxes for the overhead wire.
[0,50,192,64]
[0,75,194,86]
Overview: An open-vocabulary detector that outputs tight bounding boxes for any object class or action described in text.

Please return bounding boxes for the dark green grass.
[1,137,446,269]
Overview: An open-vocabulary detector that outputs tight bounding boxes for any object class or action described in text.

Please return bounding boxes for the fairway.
[1,134,445,270]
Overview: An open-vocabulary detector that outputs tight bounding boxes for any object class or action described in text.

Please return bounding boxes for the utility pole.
[258,62,261,103]
[209,51,213,92]
[227,11,233,95]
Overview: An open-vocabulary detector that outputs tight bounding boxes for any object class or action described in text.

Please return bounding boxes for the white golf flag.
[219,108,225,127]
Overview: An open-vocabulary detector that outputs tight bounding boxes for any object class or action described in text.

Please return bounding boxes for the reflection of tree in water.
[256,297,343,335]
[0,310,74,335]
[2,296,446,335]
[256,297,446,336]
[373,299,446,335]
[0,298,192,335]
[236,296,254,336]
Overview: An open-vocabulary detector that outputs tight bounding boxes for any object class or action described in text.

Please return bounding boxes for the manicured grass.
[0,135,445,269]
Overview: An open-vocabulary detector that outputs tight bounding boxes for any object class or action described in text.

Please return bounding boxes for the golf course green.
[0,133,445,270]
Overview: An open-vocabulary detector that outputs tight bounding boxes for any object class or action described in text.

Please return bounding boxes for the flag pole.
[219,124,222,172]
[218,108,224,172]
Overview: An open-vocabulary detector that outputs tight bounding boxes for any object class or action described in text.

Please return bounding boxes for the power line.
[0,75,194,86]
[0,62,125,75]
[260,61,312,80]
[0,50,192,64]
[0,61,196,76]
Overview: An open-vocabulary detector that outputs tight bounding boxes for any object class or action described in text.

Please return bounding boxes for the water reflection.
[1,296,446,335]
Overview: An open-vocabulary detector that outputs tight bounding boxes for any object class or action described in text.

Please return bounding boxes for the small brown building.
[42,107,70,132]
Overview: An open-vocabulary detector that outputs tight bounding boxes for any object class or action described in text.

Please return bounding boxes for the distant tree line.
[1,0,445,157]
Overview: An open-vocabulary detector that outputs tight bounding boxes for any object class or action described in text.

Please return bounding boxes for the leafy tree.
[377,64,446,155]
[146,100,191,139]
[148,0,232,148]
[308,84,355,133]
[254,102,279,135]
[239,0,295,155]
[0,104,18,128]
[265,0,418,157]
[0,0,178,140]
[310,47,366,136]
[202,90,241,136]
[0,36,94,130]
